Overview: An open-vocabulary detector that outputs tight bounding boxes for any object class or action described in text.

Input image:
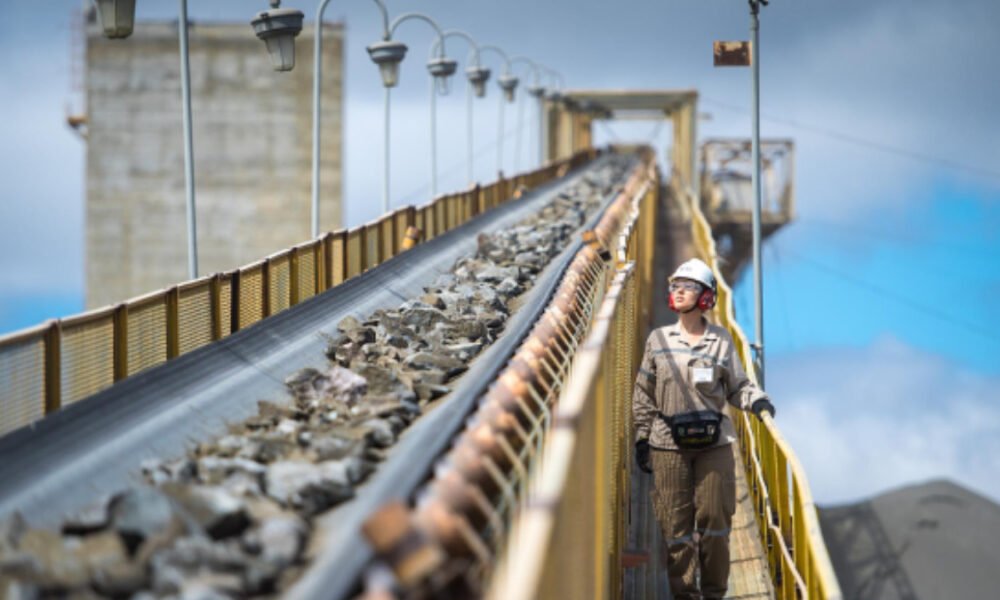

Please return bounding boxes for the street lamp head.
[497,73,519,103]
[466,66,491,98]
[251,7,305,71]
[527,84,546,99]
[427,56,458,95]
[94,0,136,39]
[368,40,409,88]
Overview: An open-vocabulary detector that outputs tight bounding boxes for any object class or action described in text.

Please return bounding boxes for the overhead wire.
[779,247,1000,346]
[701,96,1000,184]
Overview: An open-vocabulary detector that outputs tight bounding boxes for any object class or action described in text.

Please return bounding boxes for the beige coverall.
[632,320,768,600]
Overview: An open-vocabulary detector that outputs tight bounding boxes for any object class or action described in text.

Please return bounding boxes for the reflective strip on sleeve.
[698,527,731,538]
[665,533,694,547]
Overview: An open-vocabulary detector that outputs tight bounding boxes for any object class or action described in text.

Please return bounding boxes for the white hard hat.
[669,258,716,291]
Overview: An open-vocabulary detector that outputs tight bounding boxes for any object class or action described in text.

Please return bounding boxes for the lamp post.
[510,56,544,171]
[367,13,452,214]
[94,0,205,279]
[478,46,518,176]
[177,0,199,278]
[426,53,458,198]
[749,0,767,385]
[299,0,389,238]
[430,31,486,187]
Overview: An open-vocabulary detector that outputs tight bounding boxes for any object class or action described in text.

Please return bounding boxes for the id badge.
[692,366,713,384]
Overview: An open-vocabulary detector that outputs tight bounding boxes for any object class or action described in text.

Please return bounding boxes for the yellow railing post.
[44,320,61,415]
[112,304,128,382]
[289,246,301,306]
[210,274,223,341]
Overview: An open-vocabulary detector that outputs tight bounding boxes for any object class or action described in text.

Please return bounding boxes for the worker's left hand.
[751,398,775,420]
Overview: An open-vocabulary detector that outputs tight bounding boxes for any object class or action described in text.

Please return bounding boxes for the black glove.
[751,398,775,421]
[635,439,652,474]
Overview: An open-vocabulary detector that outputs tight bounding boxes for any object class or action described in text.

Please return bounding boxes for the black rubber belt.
[0,154,633,531]
[286,164,632,600]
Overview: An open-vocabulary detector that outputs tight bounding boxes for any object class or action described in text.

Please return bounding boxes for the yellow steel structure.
[0,150,599,436]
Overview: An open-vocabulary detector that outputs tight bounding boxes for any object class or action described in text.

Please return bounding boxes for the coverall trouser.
[651,444,737,600]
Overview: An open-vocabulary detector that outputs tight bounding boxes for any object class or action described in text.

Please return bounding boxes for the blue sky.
[1,0,998,504]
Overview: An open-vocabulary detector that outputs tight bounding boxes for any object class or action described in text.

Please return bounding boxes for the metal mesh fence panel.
[60,314,115,405]
[178,282,213,355]
[126,298,168,376]
[219,275,233,338]
[297,244,318,302]
[364,226,379,271]
[239,265,265,329]
[0,331,45,435]
[269,253,292,314]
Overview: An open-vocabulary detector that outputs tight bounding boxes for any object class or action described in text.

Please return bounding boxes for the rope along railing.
[482,160,658,600]
[0,149,600,437]
[684,179,842,600]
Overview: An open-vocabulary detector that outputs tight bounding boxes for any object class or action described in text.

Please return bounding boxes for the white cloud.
[769,336,1000,505]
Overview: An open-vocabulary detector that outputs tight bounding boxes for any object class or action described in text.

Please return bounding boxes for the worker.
[632,258,774,600]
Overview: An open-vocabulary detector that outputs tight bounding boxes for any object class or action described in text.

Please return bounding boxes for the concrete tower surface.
[84,19,343,309]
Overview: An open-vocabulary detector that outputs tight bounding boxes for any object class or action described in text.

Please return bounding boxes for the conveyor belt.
[0,153,633,540]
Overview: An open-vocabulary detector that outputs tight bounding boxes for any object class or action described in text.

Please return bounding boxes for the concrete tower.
[83,19,343,308]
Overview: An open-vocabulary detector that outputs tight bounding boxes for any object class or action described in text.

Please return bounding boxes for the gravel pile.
[0,158,630,599]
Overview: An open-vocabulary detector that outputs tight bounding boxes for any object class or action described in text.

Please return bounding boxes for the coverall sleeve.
[632,334,658,441]
[722,335,769,412]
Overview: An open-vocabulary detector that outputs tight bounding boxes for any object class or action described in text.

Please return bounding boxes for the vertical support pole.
[113,304,128,380]
[166,286,180,359]
[230,270,242,334]
[210,273,223,340]
[497,91,505,175]
[321,232,334,292]
[537,96,544,167]
[750,1,765,387]
[430,78,438,198]
[262,261,272,318]
[44,320,61,415]
[514,89,525,172]
[290,247,301,306]
[178,0,198,279]
[312,1,333,239]
[467,83,475,184]
[383,86,391,214]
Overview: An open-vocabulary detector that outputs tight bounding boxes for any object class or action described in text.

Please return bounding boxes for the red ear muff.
[668,293,677,312]
[697,288,717,311]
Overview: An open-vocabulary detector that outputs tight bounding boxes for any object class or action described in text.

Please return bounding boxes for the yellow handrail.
[685,181,842,599]
[0,149,601,436]
[487,157,658,600]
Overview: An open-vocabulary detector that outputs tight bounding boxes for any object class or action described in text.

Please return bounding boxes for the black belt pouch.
[660,410,723,450]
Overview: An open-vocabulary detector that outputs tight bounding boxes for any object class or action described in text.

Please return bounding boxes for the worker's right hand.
[635,439,652,474]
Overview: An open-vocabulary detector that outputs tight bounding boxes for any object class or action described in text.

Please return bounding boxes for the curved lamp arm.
[370,0,391,38]
[388,12,447,56]
[510,56,542,86]
[478,44,512,75]
[318,0,390,38]
[430,29,481,66]
[542,66,566,91]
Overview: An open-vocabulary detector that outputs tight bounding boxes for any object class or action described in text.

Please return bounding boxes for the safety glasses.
[669,280,702,293]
